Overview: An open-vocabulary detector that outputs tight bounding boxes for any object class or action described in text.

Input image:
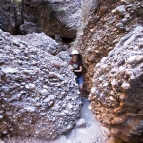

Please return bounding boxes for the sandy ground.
[1,98,108,143]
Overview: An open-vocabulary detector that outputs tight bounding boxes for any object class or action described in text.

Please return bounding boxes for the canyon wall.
[90,26,143,143]
[76,0,143,142]
[26,0,82,38]
[76,0,143,94]
[1,0,143,142]
[0,0,81,38]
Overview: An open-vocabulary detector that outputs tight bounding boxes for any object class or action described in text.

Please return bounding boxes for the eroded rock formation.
[75,0,143,142]
[23,0,82,38]
[0,29,81,140]
[0,0,81,37]
[89,26,143,143]
[0,2,12,33]
[76,0,143,94]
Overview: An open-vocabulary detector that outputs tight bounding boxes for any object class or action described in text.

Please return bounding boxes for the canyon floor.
[2,98,108,143]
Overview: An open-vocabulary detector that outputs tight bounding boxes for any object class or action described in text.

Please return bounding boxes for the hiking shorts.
[76,76,83,85]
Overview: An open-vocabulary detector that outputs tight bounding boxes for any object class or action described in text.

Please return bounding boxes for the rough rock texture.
[0,3,12,33]
[16,33,70,56]
[56,51,71,62]
[15,32,59,55]
[20,22,40,34]
[25,0,82,38]
[0,29,81,140]
[0,0,81,37]
[76,0,143,94]
[2,99,108,143]
[89,26,143,143]
[74,0,143,142]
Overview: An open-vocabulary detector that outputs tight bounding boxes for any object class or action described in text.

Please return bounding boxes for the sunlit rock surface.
[89,26,143,143]
[0,29,81,140]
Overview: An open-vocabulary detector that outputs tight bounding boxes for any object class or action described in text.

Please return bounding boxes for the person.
[69,50,83,94]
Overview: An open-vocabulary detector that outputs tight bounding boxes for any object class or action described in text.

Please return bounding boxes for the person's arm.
[74,66,82,72]
[69,59,74,70]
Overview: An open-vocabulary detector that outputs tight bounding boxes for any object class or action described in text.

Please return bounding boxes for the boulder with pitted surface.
[0,29,81,140]
[89,26,143,143]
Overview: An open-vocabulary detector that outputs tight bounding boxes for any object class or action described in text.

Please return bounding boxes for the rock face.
[89,26,143,143]
[74,0,143,142]
[16,33,69,56]
[0,29,81,140]
[0,3,12,33]
[15,32,59,55]
[20,22,40,35]
[76,0,143,94]
[25,0,82,38]
[0,0,81,37]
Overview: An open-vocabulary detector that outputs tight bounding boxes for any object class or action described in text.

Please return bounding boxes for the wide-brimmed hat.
[71,50,79,55]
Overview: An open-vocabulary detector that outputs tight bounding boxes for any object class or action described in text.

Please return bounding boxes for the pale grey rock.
[25,106,36,112]
[48,95,55,100]
[75,118,86,128]
[122,18,128,24]
[43,98,50,103]
[56,51,70,62]
[116,5,126,15]
[0,29,81,140]
[1,66,18,74]
[116,22,124,29]
[2,85,10,94]
[40,89,49,96]
[0,115,4,119]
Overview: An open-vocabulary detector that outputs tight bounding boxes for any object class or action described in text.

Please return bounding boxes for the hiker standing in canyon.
[69,50,83,95]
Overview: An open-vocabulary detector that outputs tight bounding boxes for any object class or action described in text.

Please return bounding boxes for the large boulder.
[0,29,81,140]
[15,32,60,55]
[89,26,143,143]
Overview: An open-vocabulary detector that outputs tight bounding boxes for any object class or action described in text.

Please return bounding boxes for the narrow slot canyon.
[0,0,143,143]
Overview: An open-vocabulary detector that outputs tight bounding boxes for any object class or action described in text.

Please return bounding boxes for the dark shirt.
[69,59,82,78]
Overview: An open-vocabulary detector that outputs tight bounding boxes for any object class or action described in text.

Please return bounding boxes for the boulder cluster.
[0,29,81,140]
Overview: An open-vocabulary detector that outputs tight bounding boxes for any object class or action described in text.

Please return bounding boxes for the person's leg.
[79,83,83,91]
[78,76,83,96]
